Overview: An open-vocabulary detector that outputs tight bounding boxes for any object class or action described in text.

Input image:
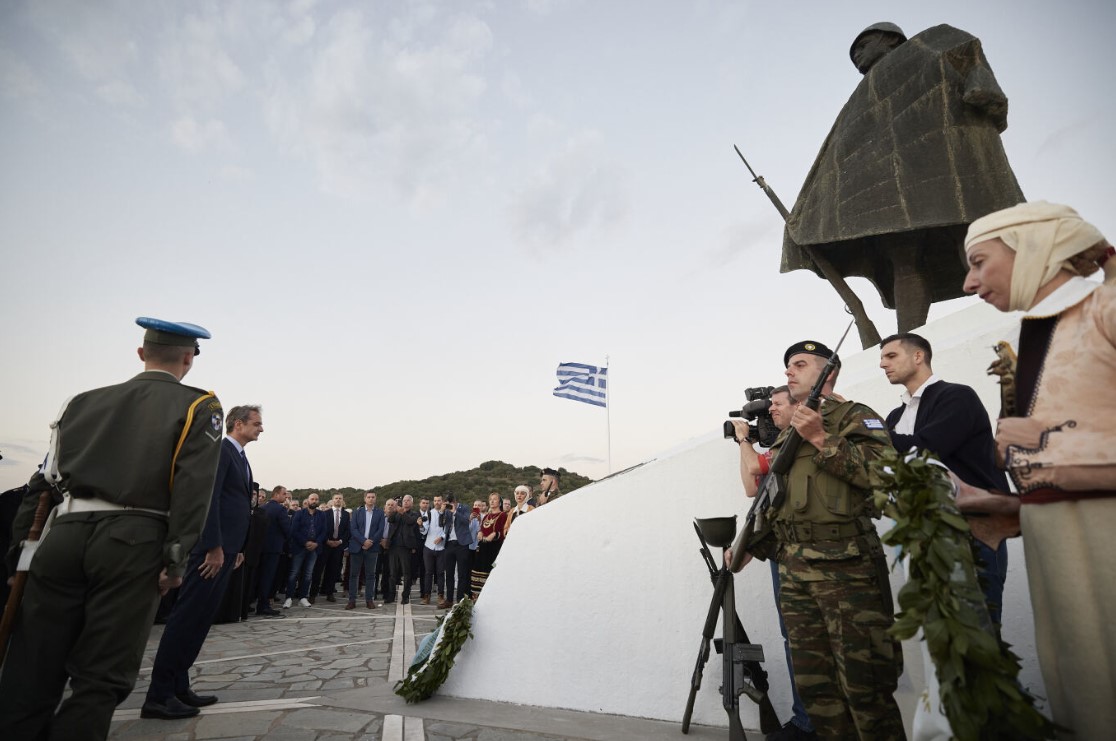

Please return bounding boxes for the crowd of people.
[229,468,561,619]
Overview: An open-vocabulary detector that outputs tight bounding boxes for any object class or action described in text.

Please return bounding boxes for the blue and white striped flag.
[553,362,608,407]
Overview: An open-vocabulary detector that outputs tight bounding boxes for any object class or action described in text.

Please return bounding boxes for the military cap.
[136,316,211,355]
[541,467,561,479]
[849,21,906,62]
[784,340,838,368]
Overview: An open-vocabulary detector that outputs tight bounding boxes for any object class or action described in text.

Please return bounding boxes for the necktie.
[240,450,251,489]
[334,509,340,538]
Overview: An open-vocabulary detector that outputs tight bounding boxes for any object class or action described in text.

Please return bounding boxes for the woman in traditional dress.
[959,201,1116,740]
[470,492,507,597]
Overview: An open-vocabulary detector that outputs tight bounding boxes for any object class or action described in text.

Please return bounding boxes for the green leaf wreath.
[394,596,474,703]
[871,449,1055,740]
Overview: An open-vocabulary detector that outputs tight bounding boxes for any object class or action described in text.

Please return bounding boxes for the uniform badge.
[206,412,223,442]
[804,343,816,351]
[863,418,885,430]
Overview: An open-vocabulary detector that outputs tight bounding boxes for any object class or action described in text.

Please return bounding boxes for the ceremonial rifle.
[0,490,54,666]
[729,320,854,572]
[733,146,881,349]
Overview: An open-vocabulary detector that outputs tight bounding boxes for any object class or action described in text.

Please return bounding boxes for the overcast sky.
[2,0,1113,492]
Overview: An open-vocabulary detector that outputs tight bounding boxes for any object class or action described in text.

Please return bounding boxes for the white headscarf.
[965,201,1108,311]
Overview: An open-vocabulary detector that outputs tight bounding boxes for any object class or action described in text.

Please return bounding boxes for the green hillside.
[288,460,594,508]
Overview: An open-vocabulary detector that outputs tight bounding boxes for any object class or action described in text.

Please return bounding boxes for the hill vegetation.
[288,460,594,508]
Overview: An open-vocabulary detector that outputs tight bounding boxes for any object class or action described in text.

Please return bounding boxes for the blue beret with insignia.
[136,317,211,355]
[784,340,838,368]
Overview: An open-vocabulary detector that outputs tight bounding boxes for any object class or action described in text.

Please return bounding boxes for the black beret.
[784,340,838,368]
[541,467,560,479]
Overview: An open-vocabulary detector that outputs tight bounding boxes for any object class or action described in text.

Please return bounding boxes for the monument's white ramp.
[442,301,1044,726]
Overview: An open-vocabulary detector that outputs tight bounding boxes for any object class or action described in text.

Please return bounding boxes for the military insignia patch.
[863,418,885,430]
[206,412,223,442]
[804,343,816,351]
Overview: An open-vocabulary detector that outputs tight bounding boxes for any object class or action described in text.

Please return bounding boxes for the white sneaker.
[282,598,292,609]
[299,598,311,608]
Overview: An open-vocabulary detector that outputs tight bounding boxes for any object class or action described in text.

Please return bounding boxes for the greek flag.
[553,362,607,407]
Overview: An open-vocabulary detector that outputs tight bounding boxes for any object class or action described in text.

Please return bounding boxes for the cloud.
[508,128,627,249]
[96,79,144,107]
[262,5,495,205]
[156,6,247,113]
[0,47,43,100]
[171,116,231,153]
[219,164,254,182]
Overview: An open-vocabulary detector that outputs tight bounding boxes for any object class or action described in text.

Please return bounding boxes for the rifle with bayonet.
[682,519,780,738]
[733,145,881,349]
[729,320,854,572]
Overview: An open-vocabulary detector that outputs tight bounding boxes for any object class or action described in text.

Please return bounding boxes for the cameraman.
[730,386,817,741]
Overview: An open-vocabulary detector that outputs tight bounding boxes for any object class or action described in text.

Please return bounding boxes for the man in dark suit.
[384,494,421,604]
[0,317,221,739]
[254,486,292,617]
[311,493,350,603]
[347,491,385,609]
[142,404,262,720]
[880,333,1011,620]
[441,494,475,605]
[284,492,326,607]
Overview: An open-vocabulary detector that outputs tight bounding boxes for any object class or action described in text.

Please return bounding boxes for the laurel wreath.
[871,449,1055,740]
[394,596,474,703]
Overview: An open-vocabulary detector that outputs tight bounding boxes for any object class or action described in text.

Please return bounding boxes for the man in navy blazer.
[880,333,1011,620]
[143,405,261,720]
[311,493,351,603]
[254,485,292,617]
[347,491,385,609]
[284,492,327,607]
[440,494,475,605]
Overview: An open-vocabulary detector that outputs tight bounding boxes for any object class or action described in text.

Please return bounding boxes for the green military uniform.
[0,370,222,740]
[771,395,905,741]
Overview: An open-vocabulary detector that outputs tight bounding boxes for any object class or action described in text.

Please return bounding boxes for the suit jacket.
[349,506,386,554]
[886,380,1010,491]
[442,503,475,547]
[323,506,351,545]
[261,499,293,554]
[196,438,253,554]
[387,509,421,549]
[289,508,328,553]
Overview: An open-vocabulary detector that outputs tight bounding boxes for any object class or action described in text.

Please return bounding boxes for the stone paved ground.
[107,587,710,741]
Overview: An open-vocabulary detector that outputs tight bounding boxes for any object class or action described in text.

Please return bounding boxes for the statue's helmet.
[849,22,907,63]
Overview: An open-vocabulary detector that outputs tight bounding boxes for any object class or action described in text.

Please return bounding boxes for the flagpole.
[605,354,611,474]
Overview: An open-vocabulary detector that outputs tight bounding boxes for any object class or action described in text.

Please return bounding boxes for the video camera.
[723,386,780,448]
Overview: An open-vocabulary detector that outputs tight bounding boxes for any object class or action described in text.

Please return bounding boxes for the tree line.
[287,460,594,509]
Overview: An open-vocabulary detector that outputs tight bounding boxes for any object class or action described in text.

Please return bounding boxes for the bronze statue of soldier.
[782,22,1025,335]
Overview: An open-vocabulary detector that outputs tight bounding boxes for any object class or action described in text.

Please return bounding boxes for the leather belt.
[57,493,169,518]
[1019,487,1116,505]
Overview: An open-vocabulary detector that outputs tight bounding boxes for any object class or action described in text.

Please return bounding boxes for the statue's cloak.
[782,24,1024,308]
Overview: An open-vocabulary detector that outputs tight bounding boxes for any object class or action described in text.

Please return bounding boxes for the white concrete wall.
[442,301,1044,725]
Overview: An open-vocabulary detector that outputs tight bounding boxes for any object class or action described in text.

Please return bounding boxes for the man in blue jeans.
[284,492,326,608]
[347,491,385,609]
[731,386,816,741]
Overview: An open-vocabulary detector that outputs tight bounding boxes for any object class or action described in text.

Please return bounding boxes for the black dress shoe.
[325,593,336,602]
[140,696,200,720]
[256,608,285,618]
[176,689,219,707]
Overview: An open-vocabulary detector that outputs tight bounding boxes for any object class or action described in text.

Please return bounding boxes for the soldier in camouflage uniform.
[771,340,904,741]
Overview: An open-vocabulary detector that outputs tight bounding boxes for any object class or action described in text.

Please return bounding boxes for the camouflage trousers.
[778,540,906,741]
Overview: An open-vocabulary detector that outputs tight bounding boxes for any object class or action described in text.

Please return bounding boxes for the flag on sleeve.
[553,362,608,407]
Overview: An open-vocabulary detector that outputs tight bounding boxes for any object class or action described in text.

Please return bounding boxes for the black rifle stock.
[729,321,854,573]
[682,522,780,737]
